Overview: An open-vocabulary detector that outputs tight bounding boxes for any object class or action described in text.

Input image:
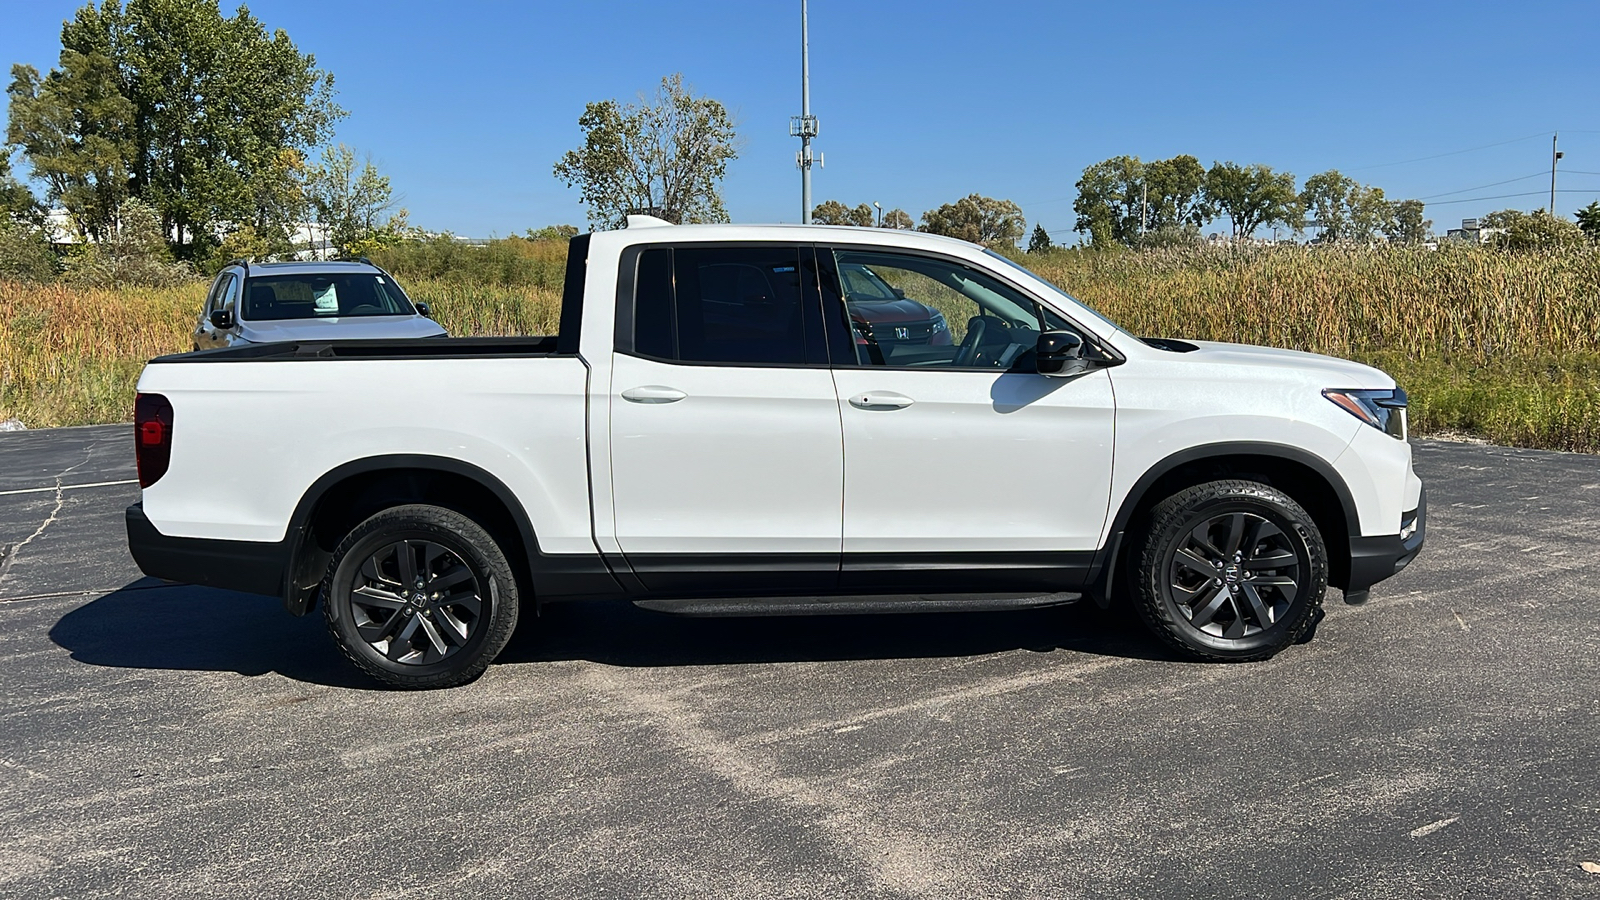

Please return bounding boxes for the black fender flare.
[1088,441,1361,603]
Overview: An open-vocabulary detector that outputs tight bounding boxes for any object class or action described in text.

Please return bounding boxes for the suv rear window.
[242,273,415,321]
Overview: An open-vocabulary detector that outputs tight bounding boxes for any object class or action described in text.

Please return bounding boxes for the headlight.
[1323,387,1407,440]
[930,312,948,333]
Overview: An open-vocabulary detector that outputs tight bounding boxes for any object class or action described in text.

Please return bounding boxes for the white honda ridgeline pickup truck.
[127,218,1425,688]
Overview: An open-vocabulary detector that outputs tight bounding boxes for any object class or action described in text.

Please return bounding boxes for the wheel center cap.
[1224,564,1241,583]
[412,592,426,604]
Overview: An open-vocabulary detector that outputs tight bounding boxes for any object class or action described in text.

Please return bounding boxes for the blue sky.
[3,0,1598,240]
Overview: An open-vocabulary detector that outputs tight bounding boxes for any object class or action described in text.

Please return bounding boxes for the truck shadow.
[48,578,375,690]
[502,597,1181,668]
[49,580,1185,689]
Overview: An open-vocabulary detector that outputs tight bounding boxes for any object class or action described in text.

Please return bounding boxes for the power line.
[1346,131,1552,172]
[1426,189,1599,207]
[1417,171,1546,200]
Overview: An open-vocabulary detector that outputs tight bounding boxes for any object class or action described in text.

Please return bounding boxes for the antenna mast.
[792,0,820,223]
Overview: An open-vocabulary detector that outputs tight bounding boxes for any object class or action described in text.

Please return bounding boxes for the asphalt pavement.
[0,425,1597,899]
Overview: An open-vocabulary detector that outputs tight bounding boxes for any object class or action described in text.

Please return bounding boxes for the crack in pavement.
[0,441,99,588]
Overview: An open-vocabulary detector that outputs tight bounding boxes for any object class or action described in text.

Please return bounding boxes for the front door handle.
[621,385,687,404]
[849,391,914,410]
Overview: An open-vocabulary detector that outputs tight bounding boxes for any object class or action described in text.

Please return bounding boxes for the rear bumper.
[1345,484,1426,598]
[125,502,287,597]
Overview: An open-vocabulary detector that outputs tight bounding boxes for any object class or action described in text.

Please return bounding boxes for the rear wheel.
[322,504,519,688]
[1133,480,1326,661]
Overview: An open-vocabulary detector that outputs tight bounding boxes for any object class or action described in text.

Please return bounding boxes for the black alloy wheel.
[349,539,483,666]
[323,504,519,689]
[1167,511,1301,640]
[1133,480,1327,661]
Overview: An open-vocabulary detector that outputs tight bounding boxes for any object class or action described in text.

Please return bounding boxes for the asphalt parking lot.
[1,425,1597,899]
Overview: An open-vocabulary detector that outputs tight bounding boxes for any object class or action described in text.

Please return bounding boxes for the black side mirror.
[1036,330,1085,377]
[415,301,432,318]
[209,308,235,330]
[890,288,906,299]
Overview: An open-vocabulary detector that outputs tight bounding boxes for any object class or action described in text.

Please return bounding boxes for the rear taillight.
[134,393,173,487]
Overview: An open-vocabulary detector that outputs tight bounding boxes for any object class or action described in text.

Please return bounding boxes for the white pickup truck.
[127,218,1425,688]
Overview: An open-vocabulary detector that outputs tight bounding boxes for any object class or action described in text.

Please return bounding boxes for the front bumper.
[1343,484,1426,603]
[125,502,287,597]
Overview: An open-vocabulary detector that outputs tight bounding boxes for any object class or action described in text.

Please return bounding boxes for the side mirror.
[415,301,432,318]
[1036,331,1085,377]
[890,288,906,299]
[209,308,235,330]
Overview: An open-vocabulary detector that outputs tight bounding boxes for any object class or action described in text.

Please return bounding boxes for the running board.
[633,592,1082,617]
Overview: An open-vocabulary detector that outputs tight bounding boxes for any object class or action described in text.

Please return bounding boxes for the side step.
[633,592,1082,617]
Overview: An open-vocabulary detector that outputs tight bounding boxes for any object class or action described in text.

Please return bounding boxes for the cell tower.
[792,0,820,223]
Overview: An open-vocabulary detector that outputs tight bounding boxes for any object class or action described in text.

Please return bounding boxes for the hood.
[1176,340,1395,389]
[237,315,448,343]
[850,298,942,325]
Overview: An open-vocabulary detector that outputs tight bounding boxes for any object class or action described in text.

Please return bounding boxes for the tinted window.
[631,246,811,365]
[242,273,415,321]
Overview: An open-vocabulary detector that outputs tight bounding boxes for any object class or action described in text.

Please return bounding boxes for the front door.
[820,247,1116,592]
[608,244,842,592]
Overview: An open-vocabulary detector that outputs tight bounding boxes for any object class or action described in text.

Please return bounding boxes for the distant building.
[1443,217,1504,245]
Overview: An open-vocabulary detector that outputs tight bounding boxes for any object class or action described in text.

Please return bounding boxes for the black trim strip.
[556,233,590,356]
[126,502,287,598]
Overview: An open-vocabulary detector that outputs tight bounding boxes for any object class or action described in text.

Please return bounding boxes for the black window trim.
[613,239,1124,372]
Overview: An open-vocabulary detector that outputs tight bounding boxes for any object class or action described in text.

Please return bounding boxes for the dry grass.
[3,241,1599,451]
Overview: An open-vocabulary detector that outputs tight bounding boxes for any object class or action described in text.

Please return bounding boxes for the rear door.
[819,247,1116,592]
[607,244,843,592]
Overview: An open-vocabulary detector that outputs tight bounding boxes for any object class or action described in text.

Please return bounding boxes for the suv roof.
[218,259,384,278]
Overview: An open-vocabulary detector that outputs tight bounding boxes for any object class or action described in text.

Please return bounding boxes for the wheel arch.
[1099,442,1360,599]
[281,455,542,616]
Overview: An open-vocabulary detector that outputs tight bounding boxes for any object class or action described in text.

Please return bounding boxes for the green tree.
[303,144,408,259]
[62,196,190,286]
[6,49,135,240]
[0,220,58,280]
[920,194,1025,246]
[811,199,873,226]
[0,150,43,224]
[880,208,913,230]
[1480,209,1586,250]
[1205,162,1303,239]
[1384,199,1431,245]
[1144,154,1212,231]
[1073,155,1143,247]
[1027,223,1052,253]
[55,0,342,256]
[1575,201,1600,241]
[553,73,738,229]
[525,224,579,241]
[1299,170,1353,242]
[1301,170,1393,243]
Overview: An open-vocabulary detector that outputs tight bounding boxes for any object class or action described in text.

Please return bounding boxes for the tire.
[322,504,520,689]
[1132,480,1327,662]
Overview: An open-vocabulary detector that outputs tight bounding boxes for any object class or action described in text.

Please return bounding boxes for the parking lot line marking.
[0,479,137,497]
[1408,816,1460,838]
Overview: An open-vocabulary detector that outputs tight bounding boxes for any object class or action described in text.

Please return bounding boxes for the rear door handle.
[621,385,687,404]
[849,391,914,410]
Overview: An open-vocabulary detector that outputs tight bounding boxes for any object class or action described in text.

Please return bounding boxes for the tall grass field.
[2,241,1598,452]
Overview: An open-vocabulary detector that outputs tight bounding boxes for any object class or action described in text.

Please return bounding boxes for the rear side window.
[630,246,816,366]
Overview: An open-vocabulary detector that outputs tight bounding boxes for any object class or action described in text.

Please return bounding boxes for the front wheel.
[322,504,520,689]
[1132,480,1327,661]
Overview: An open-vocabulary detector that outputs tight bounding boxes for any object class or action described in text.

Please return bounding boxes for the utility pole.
[1550,132,1563,215]
[792,0,820,224]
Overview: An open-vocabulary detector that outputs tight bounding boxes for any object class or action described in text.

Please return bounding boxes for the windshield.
[242,273,416,321]
[981,249,1124,334]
